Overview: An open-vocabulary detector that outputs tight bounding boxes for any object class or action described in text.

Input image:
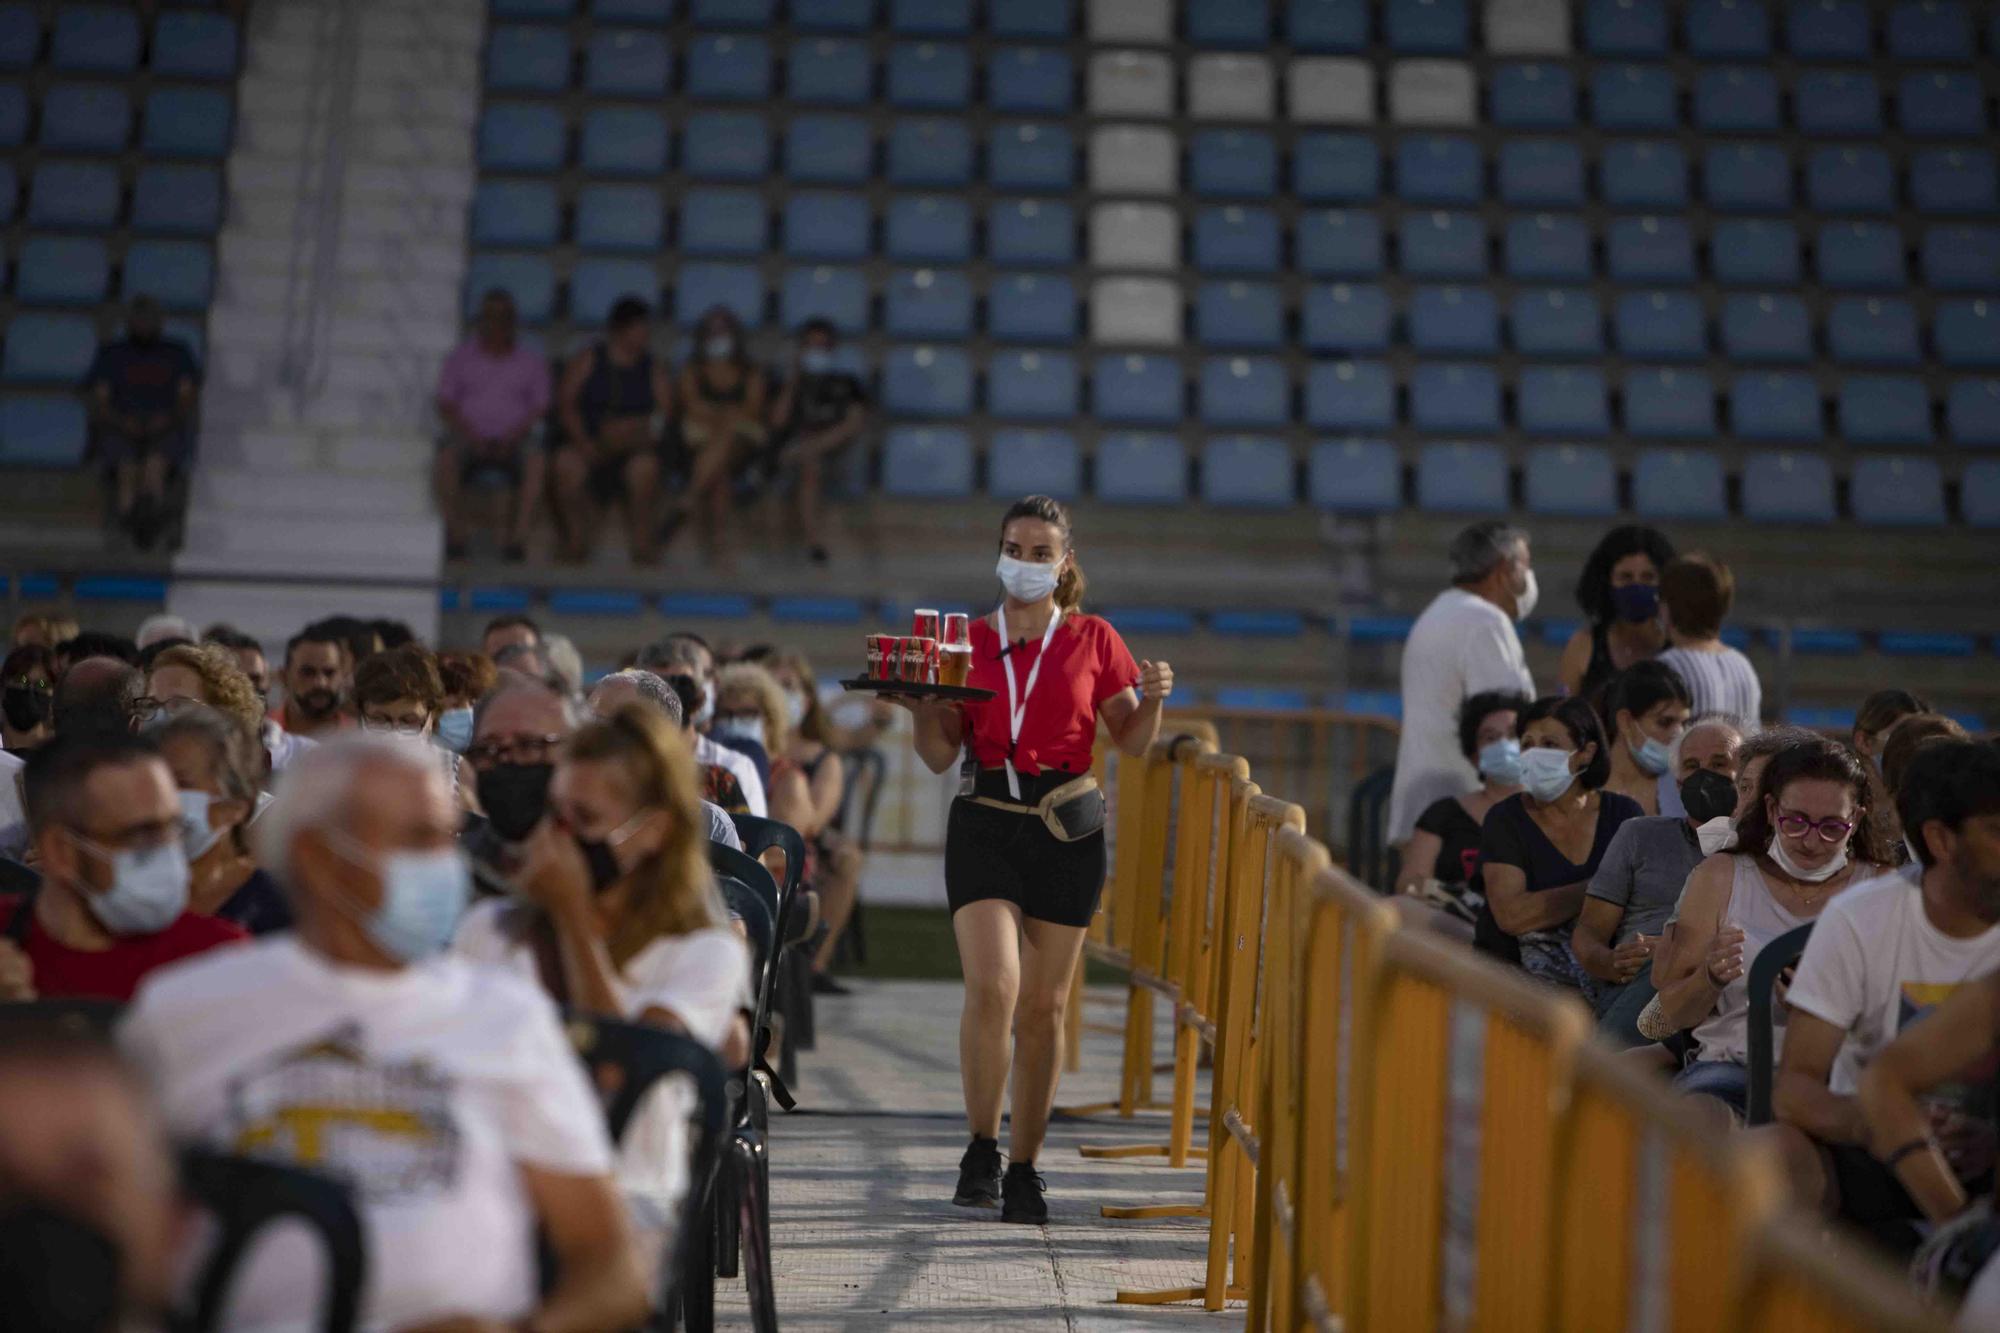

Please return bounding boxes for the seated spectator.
[1656,552,1762,731]
[352,643,471,809]
[57,630,140,674]
[434,289,551,562]
[53,656,144,738]
[676,306,767,569]
[772,652,861,989]
[463,677,578,888]
[766,318,870,566]
[585,669,742,850]
[554,296,674,566]
[135,615,194,654]
[543,633,586,699]
[1853,688,1933,773]
[1884,714,1973,819]
[120,734,647,1331]
[1772,740,2000,1236]
[638,634,768,816]
[1599,661,1692,817]
[142,642,264,738]
[1659,734,1893,1123]
[1395,690,1529,932]
[1556,524,1677,701]
[435,649,497,755]
[716,662,812,833]
[1476,695,1644,991]
[0,733,244,1002]
[148,704,289,935]
[201,625,270,705]
[271,621,352,743]
[483,613,542,663]
[3,643,56,753]
[1575,716,1743,1047]
[84,297,200,550]
[11,613,78,652]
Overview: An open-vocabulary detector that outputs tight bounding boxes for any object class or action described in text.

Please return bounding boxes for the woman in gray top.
[1655,552,1763,732]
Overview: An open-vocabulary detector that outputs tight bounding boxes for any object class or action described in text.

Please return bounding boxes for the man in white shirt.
[1386,521,1538,845]
[119,734,647,1332]
[1773,740,2000,1228]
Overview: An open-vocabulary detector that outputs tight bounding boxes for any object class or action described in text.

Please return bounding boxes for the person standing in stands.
[676,306,767,569]
[84,296,200,550]
[895,495,1173,1226]
[1394,690,1529,933]
[1556,525,1677,701]
[1656,552,1763,732]
[554,296,674,565]
[1387,521,1539,847]
[271,621,351,742]
[767,317,870,565]
[434,289,552,563]
[1598,661,1692,817]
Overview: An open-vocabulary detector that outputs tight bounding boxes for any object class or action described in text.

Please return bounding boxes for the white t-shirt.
[0,749,26,857]
[695,733,767,817]
[261,720,317,776]
[1386,588,1535,844]
[1787,871,2000,1108]
[119,937,613,1332]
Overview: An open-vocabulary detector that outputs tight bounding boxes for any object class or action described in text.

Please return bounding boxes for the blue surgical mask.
[1477,738,1522,785]
[996,554,1060,604]
[328,835,470,964]
[435,706,474,754]
[1520,747,1579,803]
[715,715,767,750]
[177,789,227,862]
[1610,584,1660,624]
[801,348,833,374]
[1628,734,1672,777]
[71,835,189,936]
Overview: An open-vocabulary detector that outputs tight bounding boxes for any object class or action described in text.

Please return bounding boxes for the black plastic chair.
[731,814,817,1076]
[177,1149,366,1333]
[0,996,124,1034]
[1344,764,1397,893]
[1745,921,1815,1127]
[708,866,782,1326]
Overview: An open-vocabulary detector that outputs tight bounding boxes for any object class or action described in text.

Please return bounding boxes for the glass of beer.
[939,613,972,688]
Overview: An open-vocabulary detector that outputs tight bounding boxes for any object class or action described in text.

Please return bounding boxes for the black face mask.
[577,835,622,893]
[0,1198,124,1333]
[476,763,553,842]
[2,685,51,733]
[1681,768,1740,826]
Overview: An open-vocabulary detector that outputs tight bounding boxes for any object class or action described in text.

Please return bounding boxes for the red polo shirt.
[961,613,1139,777]
[0,897,246,1003]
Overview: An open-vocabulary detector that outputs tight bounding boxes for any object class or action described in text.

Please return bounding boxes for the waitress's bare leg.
[952,897,1022,1139]
[1007,915,1089,1163]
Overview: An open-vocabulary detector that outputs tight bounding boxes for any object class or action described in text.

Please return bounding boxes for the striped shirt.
[1657,645,1763,731]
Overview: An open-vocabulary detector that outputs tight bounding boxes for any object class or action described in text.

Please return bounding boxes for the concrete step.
[249,36,479,86]
[226,190,470,244]
[194,466,429,518]
[166,577,441,650]
[217,270,463,319]
[235,113,477,168]
[221,154,475,207]
[207,307,460,361]
[179,511,441,580]
[236,74,477,128]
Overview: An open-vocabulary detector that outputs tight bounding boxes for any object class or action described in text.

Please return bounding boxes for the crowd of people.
[0,603,881,1328]
[1390,518,2000,1319]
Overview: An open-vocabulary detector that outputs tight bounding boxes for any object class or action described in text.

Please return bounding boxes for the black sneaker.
[953,1137,1002,1209]
[1001,1161,1048,1225]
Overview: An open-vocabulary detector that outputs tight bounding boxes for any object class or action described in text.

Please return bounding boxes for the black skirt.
[944,768,1106,928]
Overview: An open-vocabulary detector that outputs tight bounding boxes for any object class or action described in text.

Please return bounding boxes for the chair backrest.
[708,841,779,926]
[1344,764,1396,891]
[178,1148,366,1333]
[729,814,808,942]
[836,747,887,848]
[1745,920,1815,1126]
[0,995,123,1035]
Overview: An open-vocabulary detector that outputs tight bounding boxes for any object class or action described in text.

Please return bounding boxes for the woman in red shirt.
[900,495,1174,1224]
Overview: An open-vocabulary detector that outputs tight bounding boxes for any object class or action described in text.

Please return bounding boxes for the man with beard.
[461,678,577,891]
[273,623,351,742]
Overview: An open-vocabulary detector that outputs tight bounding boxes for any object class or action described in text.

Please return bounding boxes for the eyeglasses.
[464,733,567,768]
[128,695,201,722]
[1775,808,1855,843]
[360,716,430,737]
[2,677,50,694]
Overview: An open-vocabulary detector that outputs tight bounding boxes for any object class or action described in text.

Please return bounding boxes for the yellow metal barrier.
[1739,1217,1948,1332]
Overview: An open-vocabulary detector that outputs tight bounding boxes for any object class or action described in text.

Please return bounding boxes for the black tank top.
[579,342,655,434]
[1579,621,1619,700]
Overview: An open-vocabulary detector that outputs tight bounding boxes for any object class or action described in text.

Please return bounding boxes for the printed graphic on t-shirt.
[1898,982,2000,1123]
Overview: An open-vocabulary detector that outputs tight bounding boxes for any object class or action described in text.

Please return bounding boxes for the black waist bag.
[970,774,1106,842]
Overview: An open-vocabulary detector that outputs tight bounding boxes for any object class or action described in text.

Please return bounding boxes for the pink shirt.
[436,339,551,442]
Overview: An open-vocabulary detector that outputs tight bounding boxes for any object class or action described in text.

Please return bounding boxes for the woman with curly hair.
[144,642,264,736]
[1556,524,1677,702]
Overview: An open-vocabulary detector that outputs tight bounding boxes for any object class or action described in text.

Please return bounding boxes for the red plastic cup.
[911,608,941,642]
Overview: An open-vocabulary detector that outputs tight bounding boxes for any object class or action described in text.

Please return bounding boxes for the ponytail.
[1055,554,1086,612]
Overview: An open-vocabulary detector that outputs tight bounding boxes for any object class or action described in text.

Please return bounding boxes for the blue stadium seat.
[890,0,970,32]
[1189,130,1278,198]
[1730,371,1822,440]
[1395,136,1483,205]
[1302,283,1391,352]
[1693,67,1780,131]
[15,237,108,306]
[1936,299,2000,367]
[1606,216,1696,283]
[1,313,96,385]
[1898,71,1985,138]
[0,397,88,467]
[783,115,870,183]
[1293,134,1381,202]
[881,426,973,497]
[691,0,772,24]
[670,188,760,256]
[1964,460,2000,526]
[788,38,872,104]
[990,0,1071,37]
[561,184,665,256]
[886,42,970,108]
[0,5,33,70]
[28,162,119,230]
[1193,207,1281,273]
[1416,442,1507,512]
[1093,355,1183,424]
[1838,375,1932,445]
[479,104,565,172]
[881,347,973,417]
[1409,362,1500,433]
[987,350,1078,419]
[1202,437,1295,509]
[1199,356,1289,427]
[989,200,1074,266]
[679,111,767,180]
[884,196,971,263]
[1624,367,1716,437]
[0,85,24,148]
[1888,0,1973,59]
[1489,64,1577,129]
[121,240,212,311]
[792,0,875,31]
[1289,0,1369,49]
[1096,432,1187,503]
[486,25,570,92]
[1910,149,2000,215]
[1785,0,1871,57]
[986,122,1069,190]
[1518,366,1611,435]
[1924,227,2000,291]
[1511,289,1603,357]
[988,429,1081,501]
[1703,143,1791,212]
[1585,0,1669,53]
[1503,214,1591,282]
[990,274,1078,343]
[1602,141,1688,209]
[672,261,762,327]
[778,265,867,332]
[153,12,240,80]
[1188,0,1270,45]
[570,258,657,325]
[470,180,558,248]
[1297,210,1384,277]
[1497,140,1585,207]
[462,255,555,323]
[51,6,138,73]
[1409,286,1499,354]
[1382,0,1466,49]
[1794,71,1882,137]
[1711,219,1800,286]
[1948,377,2000,444]
[131,165,222,236]
[780,192,869,260]
[1851,456,1946,526]
[42,84,129,153]
[683,34,769,101]
[884,119,971,187]
[1742,452,1836,524]
[1806,147,1896,215]
[0,161,19,222]
[1305,359,1395,430]
[1633,448,1727,519]
[1196,281,1283,349]
[1614,291,1706,360]
[580,108,670,177]
[1398,212,1486,279]
[883,268,973,340]
[1817,222,1907,291]
[1828,298,1922,365]
[988,46,1072,113]
[1687,0,1773,54]
[1591,64,1678,131]
[492,0,579,14]
[1719,294,1812,362]
[1308,438,1401,512]
[1525,445,1619,517]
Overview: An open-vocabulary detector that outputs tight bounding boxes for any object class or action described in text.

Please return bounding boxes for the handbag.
[968,774,1106,843]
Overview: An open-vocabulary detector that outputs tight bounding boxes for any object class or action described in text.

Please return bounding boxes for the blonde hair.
[150,643,264,734]
[563,705,723,966]
[777,651,830,746]
[718,661,790,755]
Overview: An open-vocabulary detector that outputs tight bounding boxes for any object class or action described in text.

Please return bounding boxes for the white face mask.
[177,789,228,862]
[801,348,833,374]
[785,691,807,729]
[704,336,736,360]
[715,715,767,750]
[1696,816,1739,857]
[1512,564,1540,622]
[996,554,1060,604]
[692,685,715,729]
[1768,832,1849,884]
[1519,746,1577,803]
[70,835,190,936]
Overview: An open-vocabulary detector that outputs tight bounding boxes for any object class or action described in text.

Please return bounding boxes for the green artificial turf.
[836,904,1125,986]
